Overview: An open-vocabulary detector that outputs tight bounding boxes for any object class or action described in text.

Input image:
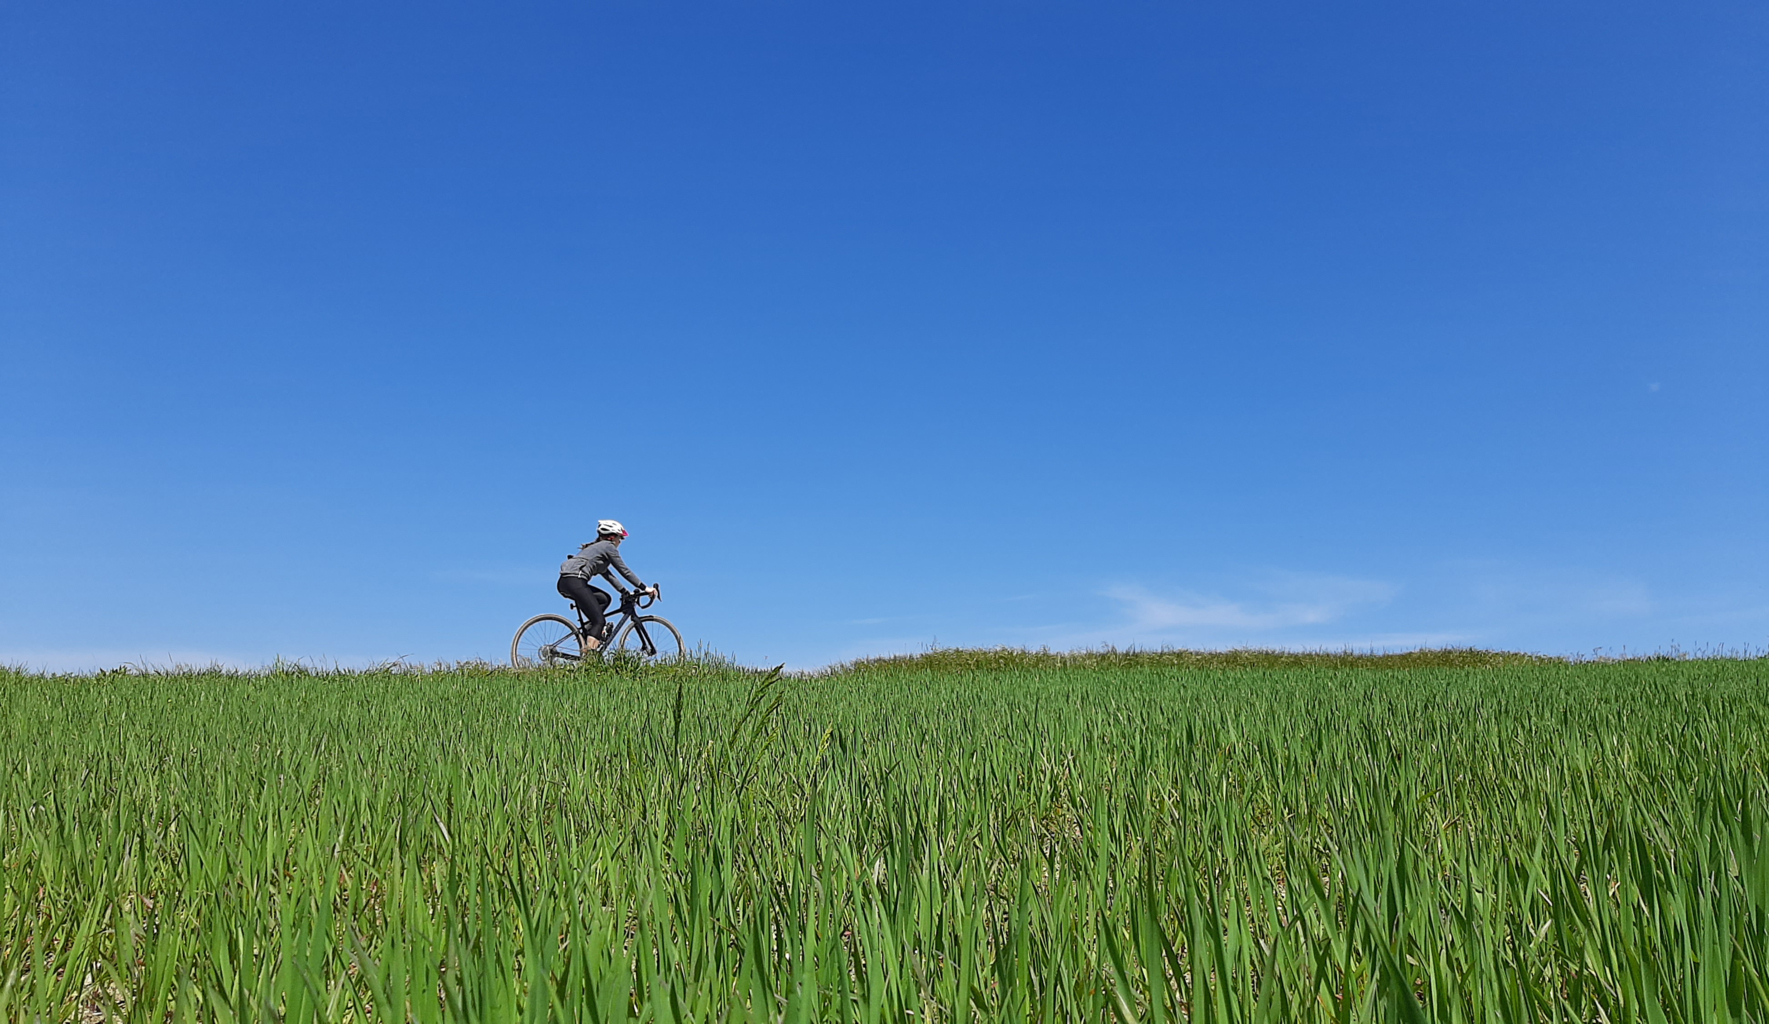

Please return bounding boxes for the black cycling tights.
[557,576,612,639]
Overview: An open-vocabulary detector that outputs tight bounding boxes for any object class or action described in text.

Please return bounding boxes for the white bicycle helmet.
[597,519,628,538]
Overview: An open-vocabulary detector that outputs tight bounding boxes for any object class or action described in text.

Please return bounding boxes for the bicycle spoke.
[511,615,584,668]
[616,616,683,662]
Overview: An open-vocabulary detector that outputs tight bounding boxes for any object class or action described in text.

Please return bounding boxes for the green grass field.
[3,650,1767,1022]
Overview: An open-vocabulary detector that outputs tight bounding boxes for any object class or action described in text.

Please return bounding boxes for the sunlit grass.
[2,651,1765,1021]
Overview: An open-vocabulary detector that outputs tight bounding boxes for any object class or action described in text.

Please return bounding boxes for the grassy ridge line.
[828,645,1565,673]
[2,657,1767,1021]
[10,644,1762,679]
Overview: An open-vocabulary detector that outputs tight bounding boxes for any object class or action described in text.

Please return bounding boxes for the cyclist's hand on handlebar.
[646,584,661,598]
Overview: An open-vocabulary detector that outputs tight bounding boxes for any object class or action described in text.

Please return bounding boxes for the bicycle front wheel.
[511,614,585,668]
[614,615,685,662]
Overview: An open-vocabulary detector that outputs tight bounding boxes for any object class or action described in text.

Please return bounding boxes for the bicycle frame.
[570,589,663,656]
[514,582,676,668]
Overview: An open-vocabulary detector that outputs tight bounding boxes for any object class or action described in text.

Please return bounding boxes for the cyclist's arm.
[607,549,647,590]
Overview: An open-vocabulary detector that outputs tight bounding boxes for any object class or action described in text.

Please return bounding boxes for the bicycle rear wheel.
[511,614,585,668]
[614,615,685,661]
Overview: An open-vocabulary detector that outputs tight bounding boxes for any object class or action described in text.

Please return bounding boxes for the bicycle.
[510,585,685,668]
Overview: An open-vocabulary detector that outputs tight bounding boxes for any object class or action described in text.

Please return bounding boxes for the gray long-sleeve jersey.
[559,539,646,590]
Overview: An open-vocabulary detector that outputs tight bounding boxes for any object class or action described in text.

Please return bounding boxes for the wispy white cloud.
[1026,572,1399,650]
[1105,574,1397,633]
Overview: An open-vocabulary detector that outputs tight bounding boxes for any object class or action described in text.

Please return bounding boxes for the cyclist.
[557,520,658,650]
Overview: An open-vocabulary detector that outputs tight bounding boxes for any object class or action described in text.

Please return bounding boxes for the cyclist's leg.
[557,576,610,638]
[588,586,611,637]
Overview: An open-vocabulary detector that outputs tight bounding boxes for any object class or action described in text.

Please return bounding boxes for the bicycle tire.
[614,615,685,662]
[511,614,586,668]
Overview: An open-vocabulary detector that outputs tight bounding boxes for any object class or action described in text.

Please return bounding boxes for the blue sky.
[3,1,1765,671]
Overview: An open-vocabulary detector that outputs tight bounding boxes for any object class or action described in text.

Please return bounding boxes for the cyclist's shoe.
[582,636,601,652]
[601,625,615,643]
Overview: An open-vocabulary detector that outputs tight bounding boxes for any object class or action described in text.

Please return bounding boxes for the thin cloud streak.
[1115,574,1396,630]
[1032,573,1400,650]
